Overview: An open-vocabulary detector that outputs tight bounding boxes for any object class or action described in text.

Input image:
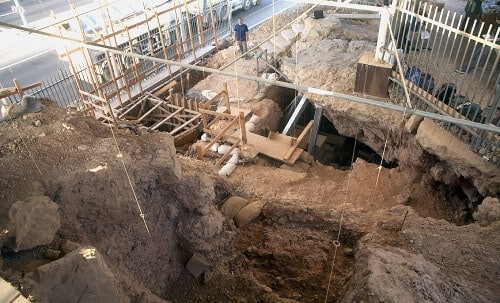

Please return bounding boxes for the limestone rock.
[404,115,424,134]
[429,161,460,186]
[416,119,500,196]
[22,247,128,303]
[473,197,500,226]
[302,15,340,41]
[8,195,61,252]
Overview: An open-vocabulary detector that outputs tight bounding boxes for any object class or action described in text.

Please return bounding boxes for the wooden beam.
[169,114,201,136]
[118,96,148,119]
[239,112,247,144]
[196,145,204,160]
[79,90,107,102]
[13,79,24,98]
[198,108,237,119]
[203,128,241,141]
[150,107,184,131]
[202,116,239,155]
[223,82,230,113]
[215,139,241,167]
[201,91,225,109]
[138,100,165,122]
[284,120,314,160]
[153,80,177,98]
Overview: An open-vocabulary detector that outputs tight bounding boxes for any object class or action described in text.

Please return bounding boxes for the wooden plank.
[138,100,164,122]
[239,112,247,144]
[202,116,239,154]
[199,108,237,119]
[222,83,230,113]
[0,87,18,98]
[223,129,302,164]
[150,107,184,131]
[284,120,313,160]
[153,80,177,97]
[118,97,147,119]
[201,91,225,109]
[79,90,107,102]
[0,278,21,303]
[216,139,241,167]
[217,106,251,117]
[169,114,201,136]
[13,79,24,98]
[203,128,241,141]
[268,132,294,145]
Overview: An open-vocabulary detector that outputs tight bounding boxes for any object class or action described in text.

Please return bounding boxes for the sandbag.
[220,196,249,219]
[209,142,220,152]
[218,163,236,177]
[217,144,232,155]
[234,202,263,227]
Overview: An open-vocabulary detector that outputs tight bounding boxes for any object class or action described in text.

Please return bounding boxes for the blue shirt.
[234,23,248,41]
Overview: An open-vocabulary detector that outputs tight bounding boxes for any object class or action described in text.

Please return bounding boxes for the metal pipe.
[1,21,499,134]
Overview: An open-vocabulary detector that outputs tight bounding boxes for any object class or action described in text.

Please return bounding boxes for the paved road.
[0,0,92,25]
[0,0,295,95]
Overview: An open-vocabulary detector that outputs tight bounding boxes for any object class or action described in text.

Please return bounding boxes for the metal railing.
[3,68,84,108]
[385,0,499,164]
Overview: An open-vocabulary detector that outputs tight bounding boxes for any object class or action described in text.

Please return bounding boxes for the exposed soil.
[0,2,499,303]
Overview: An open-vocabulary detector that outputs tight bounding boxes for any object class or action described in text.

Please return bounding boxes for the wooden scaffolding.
[196,84,313,166]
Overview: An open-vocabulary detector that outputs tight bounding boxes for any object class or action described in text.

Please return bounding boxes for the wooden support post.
[150,107,184,131]
[138,100,164,122]
[202,116,239,154]
[239,111,247,144]
[196,144,204,160]
[201,112,208,129]
[125,25,143,96]
[223,82,230,113]
[169,114,201,136]
[182,0,197,62]
[208,0,219,51]
[13,79,23,98]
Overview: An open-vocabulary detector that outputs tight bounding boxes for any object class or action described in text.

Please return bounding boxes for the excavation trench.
[1,5,498,303]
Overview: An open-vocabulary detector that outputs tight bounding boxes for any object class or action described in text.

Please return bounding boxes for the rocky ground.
[0,2,499,303]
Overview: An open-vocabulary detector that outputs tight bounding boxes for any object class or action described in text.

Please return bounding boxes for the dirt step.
[281,28,297,42]
[271,34,290,51]
[291,23,305,34]
[258,41,281,59]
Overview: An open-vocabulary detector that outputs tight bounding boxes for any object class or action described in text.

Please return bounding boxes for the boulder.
[8,195,61,252]
[22,246,128,303]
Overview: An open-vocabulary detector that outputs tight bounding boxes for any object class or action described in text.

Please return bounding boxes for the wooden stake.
[239,111,247,144]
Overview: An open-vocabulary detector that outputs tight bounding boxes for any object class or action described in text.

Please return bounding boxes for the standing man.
[460,0,482,33]
[234,18,249,58]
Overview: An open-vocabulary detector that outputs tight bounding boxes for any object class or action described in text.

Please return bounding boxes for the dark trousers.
[237,40,247,55]
[460,12,481,33]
